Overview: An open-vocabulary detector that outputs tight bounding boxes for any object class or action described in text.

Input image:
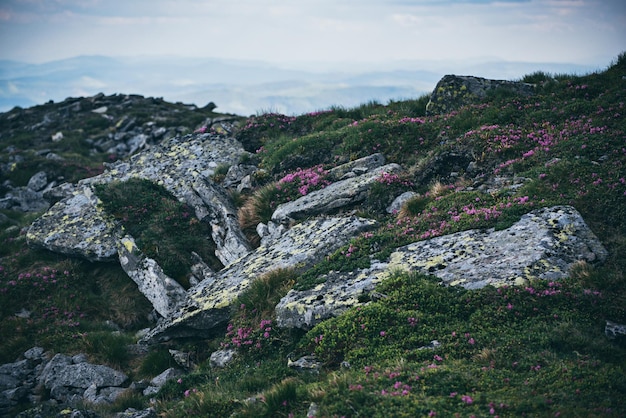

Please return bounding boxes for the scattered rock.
[287,355,321,371]
[209,349,237,368]
[142,368,182,397]
[27,171,48,192]
[417,340,442,350]
[605,320,626,339]
[387,191,419,214]
[114,408,158,418]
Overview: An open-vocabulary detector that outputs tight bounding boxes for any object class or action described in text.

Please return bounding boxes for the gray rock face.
[387,205,607,289]
[271,163,402,223]
[276,206,607,329]
[276,266,385,329]
[27,185,119,261]
[605,320,626,339]
[27,171,48,192]
[26,133,254,315]
[387,191,419,214]
[141,216,377,343]
[326,153,386,180]
[426,74,535,115]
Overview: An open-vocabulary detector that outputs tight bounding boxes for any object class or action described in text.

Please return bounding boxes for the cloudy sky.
[1,0,624,68]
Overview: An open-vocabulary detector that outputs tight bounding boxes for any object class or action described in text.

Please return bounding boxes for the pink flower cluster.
[376,172,413,187]
[277,165,330,196]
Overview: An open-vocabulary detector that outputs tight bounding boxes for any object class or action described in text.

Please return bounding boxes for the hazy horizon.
[0,53,612,116]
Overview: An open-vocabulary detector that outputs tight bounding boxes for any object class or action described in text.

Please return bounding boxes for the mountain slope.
[0,53,625,417]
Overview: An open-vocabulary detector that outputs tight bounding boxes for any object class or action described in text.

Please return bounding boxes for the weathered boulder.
[117,235,187,317]
[426,74,535,115]
[387,191,419,214]
[141,216,377,343]
[271,163,402,223]
[26,171,48,192]
[276,206,607,329]
[27,133,252,266]
[39,353,128,403]
[388,205,606,289]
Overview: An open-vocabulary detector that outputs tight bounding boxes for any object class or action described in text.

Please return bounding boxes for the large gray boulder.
[426,74,535,115]
[276,206,607,329]
[141,216,377,343]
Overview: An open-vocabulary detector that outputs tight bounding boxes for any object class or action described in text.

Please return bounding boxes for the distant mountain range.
[0,55,600,116]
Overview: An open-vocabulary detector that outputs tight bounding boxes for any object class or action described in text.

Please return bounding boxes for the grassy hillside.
[1,53,625,417]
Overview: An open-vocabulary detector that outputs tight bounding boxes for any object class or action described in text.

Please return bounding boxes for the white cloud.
[0,0,623,67]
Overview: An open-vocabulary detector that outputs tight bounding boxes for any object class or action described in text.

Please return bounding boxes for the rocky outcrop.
[141,216,377,343]
[426,75,535,115]
[0,94,238,217]
[26,184,119,261]
[27,132,252,265]
[0,346,185,415]
[25,131,253,318]
[39,353,128,404]
[276,206,607,329]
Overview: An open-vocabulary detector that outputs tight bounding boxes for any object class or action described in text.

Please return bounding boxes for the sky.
[0,0,624,69]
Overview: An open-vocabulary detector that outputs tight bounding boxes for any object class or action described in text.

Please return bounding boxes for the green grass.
[94,178,223,286]
[1,53,625,417]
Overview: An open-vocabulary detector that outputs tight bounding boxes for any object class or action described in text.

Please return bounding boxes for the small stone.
[210,349,236,368]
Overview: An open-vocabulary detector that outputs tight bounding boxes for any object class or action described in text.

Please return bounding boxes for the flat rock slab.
[26,185,119,261]
[271,163,402,223]
[276,206,607,329]
[142,216,377,343]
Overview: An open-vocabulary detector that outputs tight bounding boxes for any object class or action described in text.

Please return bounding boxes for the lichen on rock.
[141,216,377,343]
[275,205,607,329]
[426,74,535,116]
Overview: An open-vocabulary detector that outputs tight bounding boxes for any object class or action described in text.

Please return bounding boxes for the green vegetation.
[94,178,223,286]
[1,53,625,416]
